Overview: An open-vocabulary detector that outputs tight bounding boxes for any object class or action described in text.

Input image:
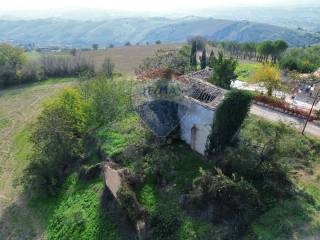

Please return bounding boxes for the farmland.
[26,44,183,75]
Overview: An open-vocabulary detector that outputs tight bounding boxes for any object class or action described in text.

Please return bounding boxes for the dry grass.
[0,78,77,239]
[49,43,183,76]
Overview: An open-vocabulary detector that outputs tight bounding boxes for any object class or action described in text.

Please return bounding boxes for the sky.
[1,0,319,12]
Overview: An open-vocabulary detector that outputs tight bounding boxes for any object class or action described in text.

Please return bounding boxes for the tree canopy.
[250,64,282,96]
[209,52,238,89]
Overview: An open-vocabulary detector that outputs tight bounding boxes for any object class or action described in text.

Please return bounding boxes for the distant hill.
[0,17,319,47]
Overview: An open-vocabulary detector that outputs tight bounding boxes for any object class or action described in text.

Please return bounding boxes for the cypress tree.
[190,41,197,70]
[208,50,216,67]
[201,48,207,69]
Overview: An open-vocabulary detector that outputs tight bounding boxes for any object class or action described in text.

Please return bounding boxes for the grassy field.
[0,78,78,239]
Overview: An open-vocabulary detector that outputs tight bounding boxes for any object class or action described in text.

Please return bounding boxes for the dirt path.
[0,80,76,239]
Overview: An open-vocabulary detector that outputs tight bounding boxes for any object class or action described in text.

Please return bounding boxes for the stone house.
[136,69,226,155]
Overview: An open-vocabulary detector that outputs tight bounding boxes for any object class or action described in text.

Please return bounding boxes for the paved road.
[250,104,320,138]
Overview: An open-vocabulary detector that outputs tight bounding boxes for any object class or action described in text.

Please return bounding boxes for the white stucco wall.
[178,100,215,155]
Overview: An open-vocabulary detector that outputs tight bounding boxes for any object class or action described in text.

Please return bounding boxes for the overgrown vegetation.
[136,47,191,75]
[7,43,320,239]
[206,89,252,154]
[41,174,121,240]
[22,88,88,195]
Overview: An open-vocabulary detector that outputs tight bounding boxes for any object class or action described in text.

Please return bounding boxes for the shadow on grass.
[248,190,320,239]
[0,192,50,240]
[100,187,137,240]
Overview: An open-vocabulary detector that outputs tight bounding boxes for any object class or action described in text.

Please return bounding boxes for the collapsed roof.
[176,68,226,109]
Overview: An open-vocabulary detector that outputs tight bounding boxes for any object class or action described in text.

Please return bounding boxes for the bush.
[190,169,262,227]
[22,87,88,195]
[82,77,133,126]
[19,60,45,83]
[254,94,318,120]
[223,145,294,199]
[150,209,181,240]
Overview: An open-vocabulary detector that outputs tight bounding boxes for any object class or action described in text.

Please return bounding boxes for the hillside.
[1,17,319,47]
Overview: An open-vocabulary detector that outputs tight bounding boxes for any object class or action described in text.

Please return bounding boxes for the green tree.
[250,64,282,96]
[23,87,88,194]
[273,40,288,62]
[190,41,197,70]
[208,50,216,67]
[206,90,252,154]
[0,44,26,86]
[0,44,25,66]
[200,48,207,70]
[209,52,238,89]
[256,41,274,62]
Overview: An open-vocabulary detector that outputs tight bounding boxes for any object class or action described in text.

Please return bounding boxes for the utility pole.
[302,88,320,135]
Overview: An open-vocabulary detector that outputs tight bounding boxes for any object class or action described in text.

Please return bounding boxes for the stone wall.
[178,99,215,155]
[104,163,125,198]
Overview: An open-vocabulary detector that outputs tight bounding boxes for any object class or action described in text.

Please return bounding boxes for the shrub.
[19,60,45,83]
[150,209,181,240]
[249,64,282,96]
[190,169,262,227]
[22,87,88,195]
[223,145,294,199]
[206,90,252,154]
[82,77,133,126]
[254,94,318,121]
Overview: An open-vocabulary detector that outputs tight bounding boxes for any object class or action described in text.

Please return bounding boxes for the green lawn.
[236,63,261,81]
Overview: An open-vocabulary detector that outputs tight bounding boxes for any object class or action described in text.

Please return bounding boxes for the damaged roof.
[176,68,226,109]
